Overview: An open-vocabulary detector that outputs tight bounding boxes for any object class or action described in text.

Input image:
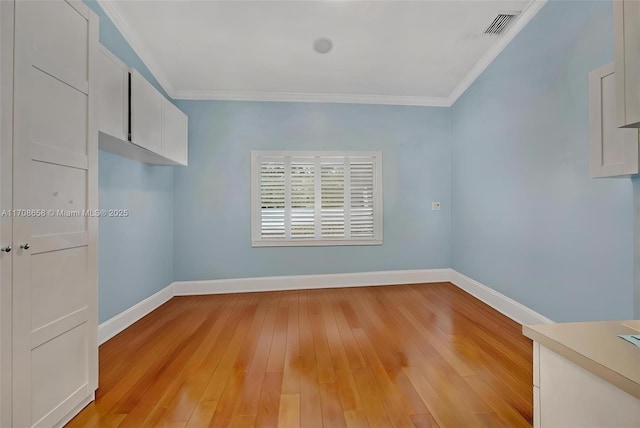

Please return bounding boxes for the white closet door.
[12,1,98,427]
[0,2,15,427]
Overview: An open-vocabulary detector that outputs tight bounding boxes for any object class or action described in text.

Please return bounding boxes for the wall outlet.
[432,202,441,211]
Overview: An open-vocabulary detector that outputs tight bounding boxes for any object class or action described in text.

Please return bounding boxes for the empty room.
[0,0,639,427]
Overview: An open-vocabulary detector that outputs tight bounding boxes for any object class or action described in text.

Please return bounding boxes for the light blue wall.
[98,152,174,322]
[85,1,175,322]
[173,101,451,281]
[451,0,634,322]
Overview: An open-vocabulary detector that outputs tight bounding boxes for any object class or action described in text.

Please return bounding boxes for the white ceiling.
[99,0,546,106]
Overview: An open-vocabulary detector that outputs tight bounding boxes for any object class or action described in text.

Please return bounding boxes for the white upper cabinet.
[589,62,639,177]
[96,46,188,166]
[130,69,163,154]
[97,45,128,141]
[614,0,640,128]
[162,99,188,166]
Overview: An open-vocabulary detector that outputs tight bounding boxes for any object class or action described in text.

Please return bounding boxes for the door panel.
[131,70,163,153]
[30,161,87,237]
[31,247,87,331]
[162,100,188,165]
[30,0,88,93]
[30,69,88,155]
[97,46,128,141]
[12,1,98,426]
[601,73,626,166]
[30,324,87,424]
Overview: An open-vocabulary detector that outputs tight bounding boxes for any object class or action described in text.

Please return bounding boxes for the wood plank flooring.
[66,282,533,428]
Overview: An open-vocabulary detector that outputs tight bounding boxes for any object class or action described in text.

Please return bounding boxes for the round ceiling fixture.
[313,38,333,54]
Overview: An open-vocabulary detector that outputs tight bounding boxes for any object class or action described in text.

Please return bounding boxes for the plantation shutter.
[290,159,315,238]
[252,152,382,246]
[320,160,345,238]
[259,159,285,239]
[349,159,375,238]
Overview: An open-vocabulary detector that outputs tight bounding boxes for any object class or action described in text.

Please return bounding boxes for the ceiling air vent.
[484,12,519,35]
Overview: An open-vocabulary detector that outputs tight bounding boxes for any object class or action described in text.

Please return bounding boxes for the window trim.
[251,150,383,247]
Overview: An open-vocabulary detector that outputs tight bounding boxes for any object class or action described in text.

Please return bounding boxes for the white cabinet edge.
[99,131,182,166]
[589,62,639,178]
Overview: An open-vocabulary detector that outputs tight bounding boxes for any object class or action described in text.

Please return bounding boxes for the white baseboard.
[173,268,451,296]
[97,269,551,345]
[450,270,553,325]
[98,283,174,345]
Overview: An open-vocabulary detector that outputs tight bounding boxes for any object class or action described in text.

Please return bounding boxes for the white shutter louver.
[290,159,315,238]
[321,161,345,238]
[259,160,285,239]
[349,159,375,238]
[252,151,381,246]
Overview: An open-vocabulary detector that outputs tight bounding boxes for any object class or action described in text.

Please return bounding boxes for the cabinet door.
[614,0,640,128]
[131,69,162,153]
[589,62,639,177]
[162,99,188,166]
[12,1,98,426]
[538,346,640,427]
[97,45,127,141]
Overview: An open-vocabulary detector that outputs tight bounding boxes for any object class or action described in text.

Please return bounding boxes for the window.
[251,151,383,247]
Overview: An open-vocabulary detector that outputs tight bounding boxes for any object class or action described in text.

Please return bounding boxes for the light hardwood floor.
[66,282,533,427]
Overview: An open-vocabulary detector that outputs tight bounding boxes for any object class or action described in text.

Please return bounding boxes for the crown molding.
[172,89,451,107]
[96,0,176,98]
[97,0,546,107]
[447,0,548,106]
